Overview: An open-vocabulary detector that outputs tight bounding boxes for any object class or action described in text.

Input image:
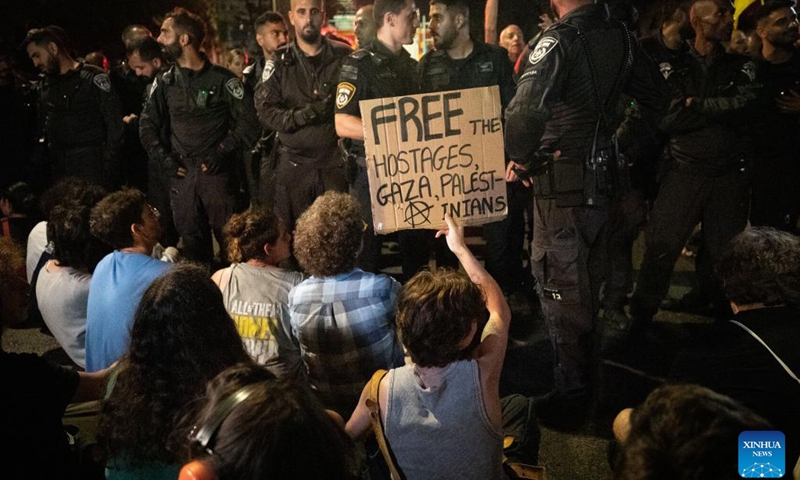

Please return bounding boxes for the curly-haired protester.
[346,214,540,479]
[85,188,171,372]
[290,191,403,417]
[211,208,305,378]
[666,227,800,463]
[613,384,773,480]
[97,264,252,480]
[37,201,112,368]
[1,236,114,480]
[178,363,359,480]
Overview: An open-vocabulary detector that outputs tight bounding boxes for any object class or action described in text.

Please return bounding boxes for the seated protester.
[37,203,112,368]
[1,181,40,248]
[668,227,800,463]
[85,188,171,372]
[179,363,359,480]
[26,177,105,282]
[346,215,538,479]
[290,191,403,417]
[612,384,773,480]
[211,208,305,379]
[0,236,114,480]
[96,264,252,480]
[26,179,107,329]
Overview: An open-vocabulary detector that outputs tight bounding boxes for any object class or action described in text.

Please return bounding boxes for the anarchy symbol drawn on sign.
[403,201,433,227]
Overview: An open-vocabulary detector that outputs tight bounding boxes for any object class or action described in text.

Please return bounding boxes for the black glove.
[513,149,556,180]
[294,97,333,127]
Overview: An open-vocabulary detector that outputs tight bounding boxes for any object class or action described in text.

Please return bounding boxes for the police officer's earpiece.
[180,384,260,480]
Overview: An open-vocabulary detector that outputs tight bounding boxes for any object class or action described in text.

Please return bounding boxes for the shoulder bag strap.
[730,320,800,385]
[366,369,405,480]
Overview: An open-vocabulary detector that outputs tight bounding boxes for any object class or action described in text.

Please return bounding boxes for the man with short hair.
[24,26,124,190]
[254,0,351,236]
[418,0,526,296]
[244,12,288,208]
[354,5,378,48]
[244,12,289,90]
[499,24,525,65]
[630,0,758,323]
[335,0,421,275]
[504,0,667,425]
[745,0,800,232]
[125,36,176,247]
[126,37,164,82]
[140,8,260,265]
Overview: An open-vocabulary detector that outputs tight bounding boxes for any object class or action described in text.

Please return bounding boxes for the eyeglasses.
[146,203,161,220]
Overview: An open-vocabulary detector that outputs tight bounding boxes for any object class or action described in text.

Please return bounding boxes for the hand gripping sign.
[360,86,508,233]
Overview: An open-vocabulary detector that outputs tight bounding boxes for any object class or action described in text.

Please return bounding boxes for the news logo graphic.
[739,431,785,478]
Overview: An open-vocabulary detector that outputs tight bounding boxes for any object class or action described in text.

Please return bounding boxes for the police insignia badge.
[262,60,275,83]
[93,74,111,92]
[529,37,558,65]
[336,82,356,109]
[741,61,757,82]
[226,78,245,100]
[659,62,674,80]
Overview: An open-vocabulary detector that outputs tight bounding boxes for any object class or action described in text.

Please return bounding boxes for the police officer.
[504,0,667,424]
[418,0,525,292]
[140,8,260,265]
[742,0,800,232]
[630,0,757,323]
[125,36,178,248]
[243,12,288,208]
[24,26,124,191]
[602,0,695,329]
[335,0,421,275]
[254,0,351,235]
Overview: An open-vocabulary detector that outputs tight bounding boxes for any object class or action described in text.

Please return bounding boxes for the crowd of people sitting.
[2,0,800,478]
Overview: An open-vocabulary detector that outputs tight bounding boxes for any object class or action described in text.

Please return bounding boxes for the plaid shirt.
[289,269,404,415]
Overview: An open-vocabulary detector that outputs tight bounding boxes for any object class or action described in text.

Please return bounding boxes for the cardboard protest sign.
[360,86,507,233]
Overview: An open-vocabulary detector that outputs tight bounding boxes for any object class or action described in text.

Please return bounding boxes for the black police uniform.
[418,38,526,290]
[241,56,275,208]
[139,58,260,264]
[335,38,419,275]
[504,4,667,399]
[254,38,351,234]
[601,33,690,316]
[36,62,124,190]
[110,63,150,192]
[749,53,800,232]
[630,44,758,322]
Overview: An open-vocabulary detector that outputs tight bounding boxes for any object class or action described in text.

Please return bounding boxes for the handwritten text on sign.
[360,86,507,233]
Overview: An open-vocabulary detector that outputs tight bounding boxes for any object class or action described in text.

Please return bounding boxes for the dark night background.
[1,0,660,72]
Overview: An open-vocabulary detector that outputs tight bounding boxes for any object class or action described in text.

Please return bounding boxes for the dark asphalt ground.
[2,230,710,480]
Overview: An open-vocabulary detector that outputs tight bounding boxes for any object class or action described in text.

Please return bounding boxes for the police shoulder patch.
[659,62,674,80]
[336,82,356,109]
[262,60,275,83]
[741,61,757,82]
[93,73,111,92]
[226,78,245,100]
[528,37,559,66]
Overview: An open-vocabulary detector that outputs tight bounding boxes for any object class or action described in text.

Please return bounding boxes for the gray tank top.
[385,360,505,480]
[221,263,304,378]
